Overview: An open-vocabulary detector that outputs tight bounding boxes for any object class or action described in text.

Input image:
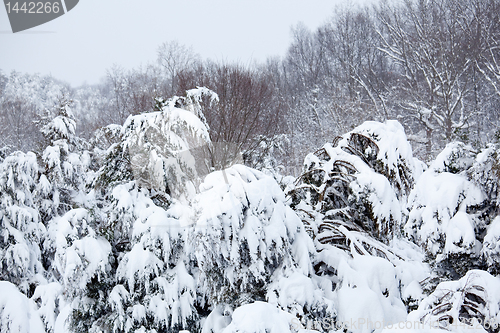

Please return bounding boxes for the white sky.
[0,0,369,87]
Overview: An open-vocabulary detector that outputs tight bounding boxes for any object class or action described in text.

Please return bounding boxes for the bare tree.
[0,98,38,151]
[320,5,395,123]
[377,0,480,157]
[473,0,500,97]
[103,64,164,125]
[170,61,286,169]
[157,41,200,95]
[0,71,67,152]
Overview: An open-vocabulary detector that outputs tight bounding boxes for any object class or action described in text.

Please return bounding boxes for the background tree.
[157,41,201,96]
[175,61,286,170]
[377,0,489,157]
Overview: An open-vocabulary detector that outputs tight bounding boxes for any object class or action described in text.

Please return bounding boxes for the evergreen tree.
[0,151,44,295]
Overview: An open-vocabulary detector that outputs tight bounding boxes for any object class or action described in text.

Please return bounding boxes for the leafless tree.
[103,64,165,125]
[157,41,201,96]
[173,61,286,168]
[473,0,500,97]
[0,98,38,152]
[377,0,480,156]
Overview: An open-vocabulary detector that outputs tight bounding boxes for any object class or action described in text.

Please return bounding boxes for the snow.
[351,169,403,231]
[0,281,45,333]
[201,305,233,333]
[218,301,310,333]
[406,270,500,332]
[109,284,130,327]
[402,281,423,304]
[381,270,500,333]
[0,151,38,200]
[2,103,499,333]
[335,255,407,333]
[53,304,72,333]
[37,174,52,196]
[46,208,111,296]
[483,216,500,267]
[428,142,476,174]
[406,166,484,256]
[117,243,163,293]
[444,212,476,254]
[350,120,421,183]
[32,282,63,332]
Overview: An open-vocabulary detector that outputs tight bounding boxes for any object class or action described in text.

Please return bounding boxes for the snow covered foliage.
[290,120,422,248]
[64,89,217,332]
[483,217,500,275]
[406,142,500,278]
[192,165,335,326]
[91,124,123,152]
[102,186,198,333]
[55,88,332,333]
[46,208,111,295]
[3,86,500,333]
[286,121,432,331]
[96,87,212,201]
[93,163,330,333]
[0,151,45,293]
[194,166,313,303]
[469,144,500,229]
[407,270,500,333]
[0,281,45,333]
[40,100,76,145]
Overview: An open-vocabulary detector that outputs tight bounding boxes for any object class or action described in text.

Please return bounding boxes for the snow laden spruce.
[1,87,500,333]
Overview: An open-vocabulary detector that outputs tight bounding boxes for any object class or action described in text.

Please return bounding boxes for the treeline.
[1,0,500,170]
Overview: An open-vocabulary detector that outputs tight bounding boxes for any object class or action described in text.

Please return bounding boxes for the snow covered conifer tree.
[285,121,431,330]
[92,88,215,252]
[40,98,76,145]
[192,165,338,330]
[70,88,216,333]
[193,165,315,306]
[0,151,45,295]
[38,98,90,219]
[290,120,421,249]
[469,143,500,275]
[96,87,213,201]
[406,142,500,278]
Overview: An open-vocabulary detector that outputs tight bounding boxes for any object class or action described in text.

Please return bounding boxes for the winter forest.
[1,0,500,332]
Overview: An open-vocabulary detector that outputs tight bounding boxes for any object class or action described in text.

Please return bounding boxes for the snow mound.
[218,301,318,333]
[335,254,407,333]
[0,281,45,333]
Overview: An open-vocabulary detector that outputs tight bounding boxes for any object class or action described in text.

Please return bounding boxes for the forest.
[1,0,500,332]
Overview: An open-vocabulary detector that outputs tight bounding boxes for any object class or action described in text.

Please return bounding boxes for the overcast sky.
[0,0,369,87]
